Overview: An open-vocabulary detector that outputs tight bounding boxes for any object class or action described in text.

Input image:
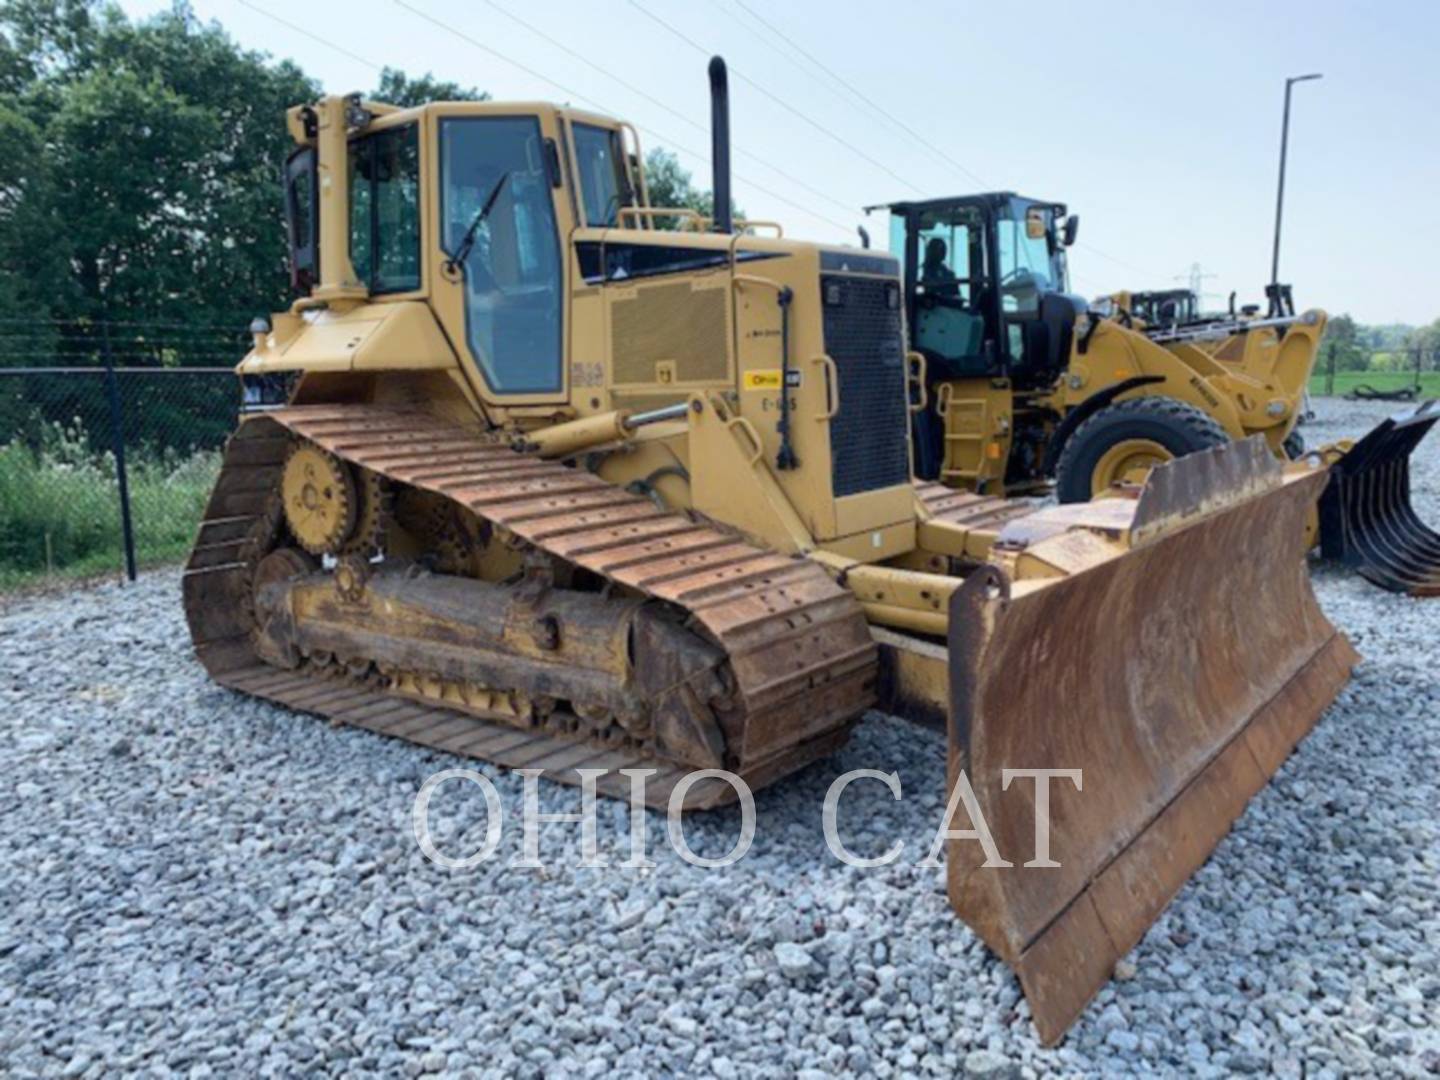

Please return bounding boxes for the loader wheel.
[1056,397,1228,503]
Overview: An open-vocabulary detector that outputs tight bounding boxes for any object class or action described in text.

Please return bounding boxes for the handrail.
[726,415,765,465]
[811,354,840,420]
[617,206,706,230]
[906,351,928,413]
[618,121,650,216]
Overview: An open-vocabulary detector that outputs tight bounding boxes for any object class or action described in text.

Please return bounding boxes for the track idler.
[1318,400,1439,596]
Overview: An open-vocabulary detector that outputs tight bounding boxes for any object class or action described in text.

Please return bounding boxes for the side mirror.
[857,225,871,250]
[1062,214,1079,247]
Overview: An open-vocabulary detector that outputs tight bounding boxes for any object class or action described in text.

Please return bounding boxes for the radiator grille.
[611,281,729,386]
[821,275,910,497]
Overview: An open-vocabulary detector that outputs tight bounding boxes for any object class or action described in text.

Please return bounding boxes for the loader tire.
[1055,396,1229,503]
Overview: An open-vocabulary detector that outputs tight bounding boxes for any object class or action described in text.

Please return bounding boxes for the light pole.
[1269,73,1322,307]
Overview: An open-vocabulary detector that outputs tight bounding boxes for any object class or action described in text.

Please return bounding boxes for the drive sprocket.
[282,444,357,555]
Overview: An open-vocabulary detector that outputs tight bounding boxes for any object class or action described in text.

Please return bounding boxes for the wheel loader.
[184,59,1423,1043]
[872,192,1326,500]
[870,192,1438,591]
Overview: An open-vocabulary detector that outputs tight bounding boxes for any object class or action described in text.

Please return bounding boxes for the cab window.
[900,206,990,368]
[573,122,627,226]
[995,203,1055,315]
[349,124,421,293]
[440,116,563,394]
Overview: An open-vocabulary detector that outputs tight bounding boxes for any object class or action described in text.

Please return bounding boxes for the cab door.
[426,106,575,407]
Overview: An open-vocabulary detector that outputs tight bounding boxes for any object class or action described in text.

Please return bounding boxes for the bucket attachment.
[943,439,1358,1044]
[1319,400,1439,596]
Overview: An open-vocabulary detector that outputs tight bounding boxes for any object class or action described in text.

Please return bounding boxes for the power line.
[388,0,853,234]
[713,0,1171,281]
[237,0,383,71]
[627,0,927,198]
[1075,242,1159,280]
[724,0,989,190]
[476,0,856,218]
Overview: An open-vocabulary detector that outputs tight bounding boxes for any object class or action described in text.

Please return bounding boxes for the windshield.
[995,199,1066,312]
[440,116,563,394]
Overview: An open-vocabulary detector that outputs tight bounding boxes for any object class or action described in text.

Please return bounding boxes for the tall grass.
[0,420,219,589]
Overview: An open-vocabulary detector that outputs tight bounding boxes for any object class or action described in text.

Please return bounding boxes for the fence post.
[1416,345,1424,393]
[1325,341,1336,397]
[102,327,138,582]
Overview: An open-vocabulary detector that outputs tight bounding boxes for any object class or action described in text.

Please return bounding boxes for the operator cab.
[874,192,1084,389]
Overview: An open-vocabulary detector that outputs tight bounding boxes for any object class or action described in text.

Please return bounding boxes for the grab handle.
[727,415,765,466]
[812,354,840,420]
[907,351,928,413]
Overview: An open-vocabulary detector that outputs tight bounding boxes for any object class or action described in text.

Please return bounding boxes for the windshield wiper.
[444,171,509,275]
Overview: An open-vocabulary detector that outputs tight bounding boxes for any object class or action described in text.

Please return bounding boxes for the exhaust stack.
[708,56,733,233]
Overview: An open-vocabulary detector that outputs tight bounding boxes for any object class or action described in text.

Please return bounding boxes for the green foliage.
[643,147,713,226]
[0,1,490,336]
[1320,314,1370,372]
[0,0,318,329]
[1405,316,1440,360]
[0,419,218,586]
[373,66,487,107]
[641,147,742,230]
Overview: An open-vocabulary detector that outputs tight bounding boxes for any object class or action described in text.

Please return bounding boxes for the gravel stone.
[773,941,816,979]
[0,398,1433,1076]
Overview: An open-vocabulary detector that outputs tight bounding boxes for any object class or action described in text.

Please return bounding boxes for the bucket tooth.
[1319,401,1440,595]
[942,446,1357,1045]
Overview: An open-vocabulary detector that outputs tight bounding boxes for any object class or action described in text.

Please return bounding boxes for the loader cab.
[879,193,1083,390]
[1124,288,1202,329]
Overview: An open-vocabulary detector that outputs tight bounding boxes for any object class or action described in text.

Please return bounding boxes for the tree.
[641,146,741,229]
[1321,314,1369,372]
[1406,318,1440,369]
[373,66,486,107]
[0,1,490,342]
[0,0,318,332]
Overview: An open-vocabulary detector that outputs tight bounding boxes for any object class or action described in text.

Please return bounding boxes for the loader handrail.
[907,351,928,413]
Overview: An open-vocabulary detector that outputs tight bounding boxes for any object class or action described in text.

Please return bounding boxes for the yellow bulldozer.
[183,58,1435,1044]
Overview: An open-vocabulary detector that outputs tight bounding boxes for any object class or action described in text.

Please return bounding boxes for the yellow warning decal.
[742,369,801,390]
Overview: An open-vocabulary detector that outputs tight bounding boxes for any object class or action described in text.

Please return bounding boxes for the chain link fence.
[1310,344,1439,400]
[0,319,246,590]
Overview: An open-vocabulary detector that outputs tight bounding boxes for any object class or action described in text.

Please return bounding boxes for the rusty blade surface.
[946,466,1357,1045]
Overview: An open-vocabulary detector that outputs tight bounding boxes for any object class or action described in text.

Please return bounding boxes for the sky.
[120,0,1440,325]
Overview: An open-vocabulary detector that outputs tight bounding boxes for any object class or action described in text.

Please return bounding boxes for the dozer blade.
[944,439,1358,1044]
[1319,400,1440,596]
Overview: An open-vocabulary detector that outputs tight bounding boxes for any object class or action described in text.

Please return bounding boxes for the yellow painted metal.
[935,378,1014,492]
[686,393,813,556]
[208,86,1358,1047]
[299,97,366,304]
[1089,437,1173,495]
[281,444,355,555]
[525,410,631,459]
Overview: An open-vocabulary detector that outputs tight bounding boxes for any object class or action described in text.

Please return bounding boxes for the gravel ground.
[1,397,1436,1078]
